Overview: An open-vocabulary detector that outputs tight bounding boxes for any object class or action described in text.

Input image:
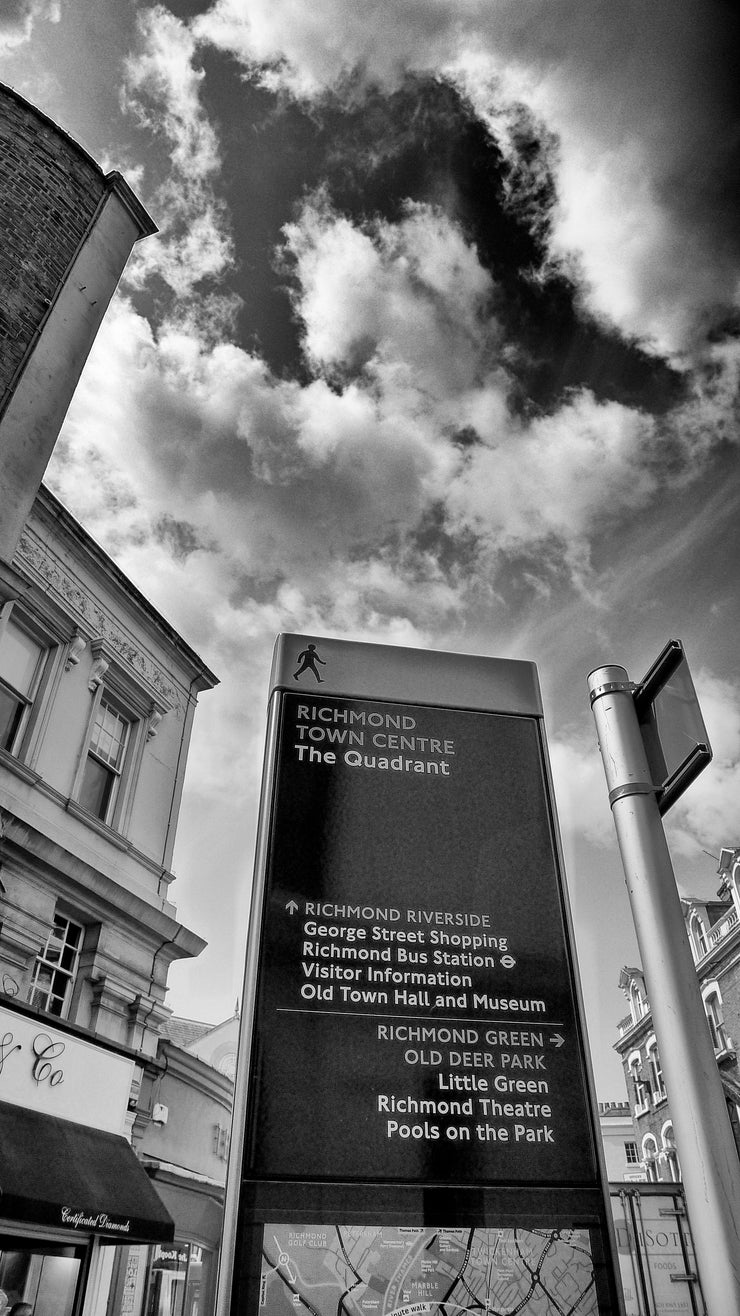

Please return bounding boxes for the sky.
[2,0,739,1098]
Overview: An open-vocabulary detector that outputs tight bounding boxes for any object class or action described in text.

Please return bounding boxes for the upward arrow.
[285,900,299,915]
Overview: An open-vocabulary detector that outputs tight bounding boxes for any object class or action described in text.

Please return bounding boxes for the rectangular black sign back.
[221,637,623,1316]
[247,691,594,1184]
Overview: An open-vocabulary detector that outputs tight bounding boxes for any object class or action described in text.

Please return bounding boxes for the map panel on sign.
[260,1225,598,1316]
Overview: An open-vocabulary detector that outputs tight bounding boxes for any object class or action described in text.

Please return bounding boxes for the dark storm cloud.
[195,0,740,359]
[205,71,684,414]
[155,513,213,560]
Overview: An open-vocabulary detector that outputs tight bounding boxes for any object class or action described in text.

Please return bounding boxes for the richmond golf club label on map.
[243,688,597,1184]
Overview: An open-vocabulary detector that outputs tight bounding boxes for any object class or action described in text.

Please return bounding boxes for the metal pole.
[589,665,740,1314]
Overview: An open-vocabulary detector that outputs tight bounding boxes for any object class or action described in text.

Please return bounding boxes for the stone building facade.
[614,846,740,1183]
[0,486,217,1316]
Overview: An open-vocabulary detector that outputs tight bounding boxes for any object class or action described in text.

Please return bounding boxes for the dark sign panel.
[246,691,594,1184]
[222,637,622,1316]
[633,639,711,815]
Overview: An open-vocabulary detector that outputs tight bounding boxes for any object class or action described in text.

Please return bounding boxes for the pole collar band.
[589,680,638,706]
[608,781,656,807]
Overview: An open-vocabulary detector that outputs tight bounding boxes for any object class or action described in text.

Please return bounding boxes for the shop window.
[143,1243,212,1316]
[0,617,47,756]
[78,696,131,823]
[0,1236,85,1316]
[28,912,84,1017]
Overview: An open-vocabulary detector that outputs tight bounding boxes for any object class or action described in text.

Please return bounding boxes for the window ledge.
[65,798,132,852]
[0,747,42,786]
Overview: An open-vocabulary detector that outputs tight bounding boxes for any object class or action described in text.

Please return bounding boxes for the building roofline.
[105,170,158,240]
[0,82,157,240]
[32,485,218,692]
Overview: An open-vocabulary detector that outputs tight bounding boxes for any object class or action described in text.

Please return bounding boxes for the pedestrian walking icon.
[293,644,326,683]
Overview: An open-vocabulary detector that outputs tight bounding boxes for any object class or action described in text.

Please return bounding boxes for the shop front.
[106,1164,224,1316]
[0,1002,174,1316]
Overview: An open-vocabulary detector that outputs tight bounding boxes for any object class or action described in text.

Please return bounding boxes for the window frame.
[70,642,160,837]
[73,684,141,831]
[629,978,648,1024]
[78,696,132,823]
[642,1134,659,1182]
[690,911,709,961]
[703,983,733,1056]
[661,1122,681,1183]
[0,606,55,760]
[624,1140,639,1165]
[628,1049,651,1116]
[27,911,84,1019]
[646,1034,667,1104]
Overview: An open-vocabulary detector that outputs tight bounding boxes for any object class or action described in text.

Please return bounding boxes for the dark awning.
[0,1101,174,1242]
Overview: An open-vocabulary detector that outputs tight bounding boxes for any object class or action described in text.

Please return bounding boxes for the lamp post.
[589,664,740,1315]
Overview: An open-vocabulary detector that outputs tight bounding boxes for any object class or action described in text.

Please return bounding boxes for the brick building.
[0,81,155,559]
[614,846,740,1183]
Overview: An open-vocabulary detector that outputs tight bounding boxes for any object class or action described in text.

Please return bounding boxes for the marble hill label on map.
[239,637,600,1186]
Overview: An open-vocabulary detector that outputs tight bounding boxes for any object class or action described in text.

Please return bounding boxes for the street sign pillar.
[219,636,625,1316]
[589,664,740,1315]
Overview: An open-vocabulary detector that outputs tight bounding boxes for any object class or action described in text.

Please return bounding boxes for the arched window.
[646,1036,666,1103]
[661,1123,681,1183]
[642,1134,659,1182]
[690,912,709,960]
[630,979,648,1024]
[703,987,732,1055]
[628,1050,650,1115]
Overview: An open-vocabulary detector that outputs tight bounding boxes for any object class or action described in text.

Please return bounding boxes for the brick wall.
[0,85,106,412]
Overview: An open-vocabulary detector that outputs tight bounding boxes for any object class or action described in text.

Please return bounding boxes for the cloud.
[549,666,740,871]
[548,662,740,873]
[50,179,730,686]
[669,671,740,859]
[123,5,220,179]
[444,391,659,588]
[121,4,235,300]
[0,0,58,53]
[283,191,495,394]
[549,735,614,850]
[194,0,740,358]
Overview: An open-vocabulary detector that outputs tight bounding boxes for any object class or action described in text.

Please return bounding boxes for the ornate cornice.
[16,529,181,710]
